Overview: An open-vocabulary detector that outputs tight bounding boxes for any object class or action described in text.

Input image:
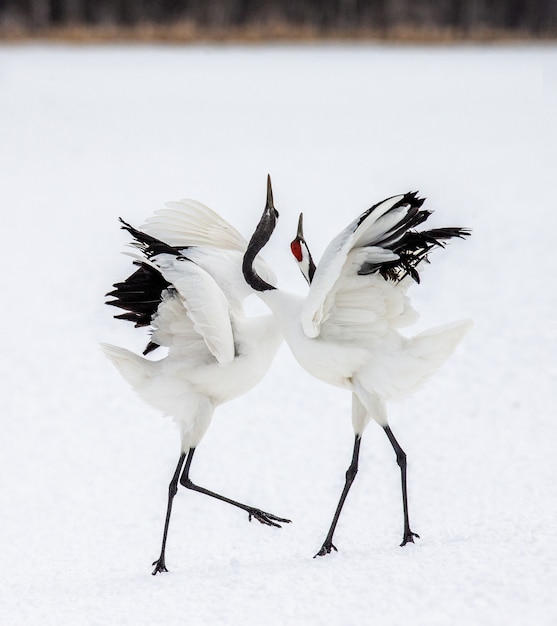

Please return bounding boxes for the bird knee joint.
[345,465,358,482]
[396,451,407,469]
[179,476,193,489]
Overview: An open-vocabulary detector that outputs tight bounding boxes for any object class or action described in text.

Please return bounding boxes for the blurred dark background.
[1,0,556,40]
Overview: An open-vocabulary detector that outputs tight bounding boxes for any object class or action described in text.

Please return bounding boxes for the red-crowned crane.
[102,199,287,574]
[243,176,471,557]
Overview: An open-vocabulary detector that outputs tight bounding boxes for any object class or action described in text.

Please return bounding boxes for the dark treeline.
[1,0,556,38]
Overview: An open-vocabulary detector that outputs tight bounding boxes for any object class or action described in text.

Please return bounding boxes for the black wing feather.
[355,194,470,283]
[106,262,171,327]
[376,226,471,283]
[106,220,186,354]
[118,218,184,259]
[355,191,425,230]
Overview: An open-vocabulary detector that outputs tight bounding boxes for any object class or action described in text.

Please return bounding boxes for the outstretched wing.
[141,199,248,252]
[140,199,276,307]
[302,193,469,339]
[106,220,235,364]
[150,253,235,364]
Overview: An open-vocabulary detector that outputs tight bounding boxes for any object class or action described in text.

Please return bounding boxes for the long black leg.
[179,447,291,528]
[384,425,420,547]
[315,434,362,557]
[152,452,187,575]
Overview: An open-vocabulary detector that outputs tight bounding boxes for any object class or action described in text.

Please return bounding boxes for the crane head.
[290,212,316,286]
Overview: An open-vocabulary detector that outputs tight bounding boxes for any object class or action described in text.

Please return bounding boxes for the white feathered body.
[260,286,470,430]
[252,192,471,433]
[103,199,282,450]
[102,313,280,448]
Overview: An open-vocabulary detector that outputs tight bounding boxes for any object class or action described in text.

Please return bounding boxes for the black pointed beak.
[266,174,273,208]
[296,213,304,240]
[266,174,278,219]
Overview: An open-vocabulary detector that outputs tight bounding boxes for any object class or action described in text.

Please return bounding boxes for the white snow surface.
[1,43,556,625]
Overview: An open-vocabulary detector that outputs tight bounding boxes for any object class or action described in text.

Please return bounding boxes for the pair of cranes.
[103,176,471,574]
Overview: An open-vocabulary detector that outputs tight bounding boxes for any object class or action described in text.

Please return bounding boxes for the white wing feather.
[301,226,360,338]
[142,200,247,252]
[317,258,419,344]
[302,195,408,338]
[151,254,235,364]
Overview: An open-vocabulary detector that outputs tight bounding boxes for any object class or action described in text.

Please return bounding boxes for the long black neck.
[242,213,277,292]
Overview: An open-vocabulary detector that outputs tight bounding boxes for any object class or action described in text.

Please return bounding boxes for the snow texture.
[0,43,556,625]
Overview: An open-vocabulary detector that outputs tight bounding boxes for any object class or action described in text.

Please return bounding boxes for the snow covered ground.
[1,42,556,625]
